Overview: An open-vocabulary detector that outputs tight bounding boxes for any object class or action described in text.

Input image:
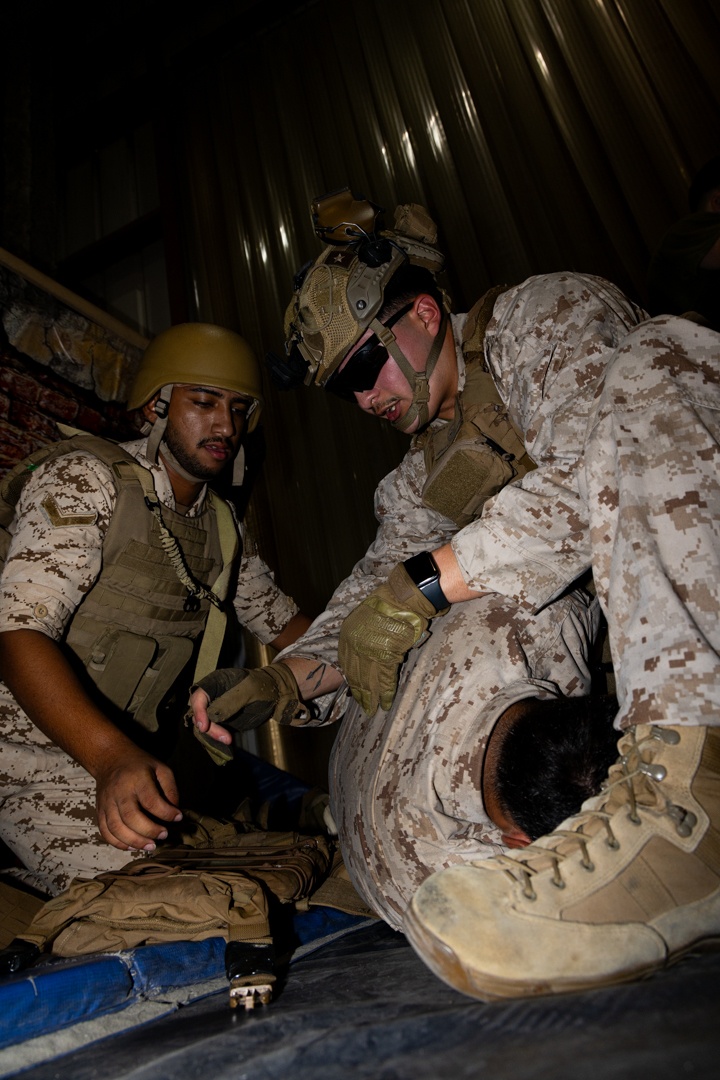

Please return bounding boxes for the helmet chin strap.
[145,383,246,488]
[159,442,246,487]
[369,312,448,433]
[159,440,208,485]
[145,384,173,465]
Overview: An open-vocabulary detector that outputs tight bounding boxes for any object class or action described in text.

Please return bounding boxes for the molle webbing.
[0,432,238,733]
[69,494,221,637]
[459,285,512,369]
[420,288,535,527]
[66,467,228,731]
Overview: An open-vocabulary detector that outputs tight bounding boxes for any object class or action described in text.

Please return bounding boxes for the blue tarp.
[0,909,366,1053]
[0,954,135,1050]
[0,751,365,1057]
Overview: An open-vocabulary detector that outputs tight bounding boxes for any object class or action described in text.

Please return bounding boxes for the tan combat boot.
[405,724,720,999]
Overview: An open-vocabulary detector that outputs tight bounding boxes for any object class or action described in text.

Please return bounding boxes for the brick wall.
[0,258,146,476]
[0,341,141,476]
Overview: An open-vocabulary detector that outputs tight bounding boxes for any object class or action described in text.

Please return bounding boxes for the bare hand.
[189,687,233,744]
[94,750,183,852]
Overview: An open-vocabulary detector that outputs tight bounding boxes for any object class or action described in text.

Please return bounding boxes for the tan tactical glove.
[190,663,309,765]
[338,563,442,717]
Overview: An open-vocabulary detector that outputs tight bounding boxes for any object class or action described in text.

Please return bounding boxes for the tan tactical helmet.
[283,191,447,391]
[129,322,263,432]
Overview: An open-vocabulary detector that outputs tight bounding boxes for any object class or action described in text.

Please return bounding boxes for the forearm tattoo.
[304,662,328,694]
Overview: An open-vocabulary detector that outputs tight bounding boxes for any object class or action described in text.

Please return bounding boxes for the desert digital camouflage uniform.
[281,272,720,929]
[0,437,298,896]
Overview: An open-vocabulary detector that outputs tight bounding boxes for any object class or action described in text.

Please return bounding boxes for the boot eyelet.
[606,838,620,850]
[640,762,667,782]
[582,861,595,872]
[653,726,680,745]
[628,812,642,825]
[666,803,698,838]
[552,879,566,889]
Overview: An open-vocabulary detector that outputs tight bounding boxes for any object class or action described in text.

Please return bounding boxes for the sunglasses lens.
[326,302,414,401]
[326,340,389,401]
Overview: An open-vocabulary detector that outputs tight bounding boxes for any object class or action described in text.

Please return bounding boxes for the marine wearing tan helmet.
[282,190,449,432]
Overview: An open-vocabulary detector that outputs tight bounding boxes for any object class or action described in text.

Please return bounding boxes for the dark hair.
[493,695,619,841]
[378,263,444,321]
[688,155,720,212]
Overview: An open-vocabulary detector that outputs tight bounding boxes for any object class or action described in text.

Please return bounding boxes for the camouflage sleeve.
[0,453,116,640]
[451,272,647,612]
[278,442,457,669]
[230,522,299,644]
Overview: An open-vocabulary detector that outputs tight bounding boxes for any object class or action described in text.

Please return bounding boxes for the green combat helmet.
[276,189,449,432]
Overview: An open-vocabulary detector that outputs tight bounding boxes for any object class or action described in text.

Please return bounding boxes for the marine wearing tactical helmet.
[278,189,449,432]
[129,322,263,484]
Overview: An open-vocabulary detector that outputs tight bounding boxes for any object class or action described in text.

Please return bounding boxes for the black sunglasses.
[326,303,413,401]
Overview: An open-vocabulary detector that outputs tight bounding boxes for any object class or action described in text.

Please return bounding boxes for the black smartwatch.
[402,551,449,612]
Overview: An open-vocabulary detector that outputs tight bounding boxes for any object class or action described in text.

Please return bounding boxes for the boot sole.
[404,904,720,1001]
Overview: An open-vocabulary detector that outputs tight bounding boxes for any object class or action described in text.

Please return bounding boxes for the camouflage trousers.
[329,589,601,930]
[0,713,141,896]
[585,315,720,732]
[330,314,720,930]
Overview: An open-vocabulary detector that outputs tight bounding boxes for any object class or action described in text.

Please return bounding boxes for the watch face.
[403,551,448,612]
[405,551,438,587]
[419,570,438,589]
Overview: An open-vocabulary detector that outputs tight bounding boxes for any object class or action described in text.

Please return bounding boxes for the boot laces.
[491,725,696,900]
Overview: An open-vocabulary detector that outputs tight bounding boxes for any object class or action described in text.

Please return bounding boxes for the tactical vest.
[419,286,535,528]
[0,434,239,734]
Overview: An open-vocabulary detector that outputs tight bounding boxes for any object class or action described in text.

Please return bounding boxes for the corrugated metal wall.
[169,0,720,618]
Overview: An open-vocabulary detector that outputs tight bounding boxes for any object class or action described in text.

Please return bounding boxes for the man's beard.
[164,425,231,481]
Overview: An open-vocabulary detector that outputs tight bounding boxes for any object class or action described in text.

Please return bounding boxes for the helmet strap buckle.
[145,383,174,464]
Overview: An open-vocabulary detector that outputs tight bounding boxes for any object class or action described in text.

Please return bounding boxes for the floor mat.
[4,921,719,1080]
[0,910,373,1076]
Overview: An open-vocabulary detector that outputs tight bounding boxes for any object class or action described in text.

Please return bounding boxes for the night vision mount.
[311,188,384,245]
[267,187,446,393]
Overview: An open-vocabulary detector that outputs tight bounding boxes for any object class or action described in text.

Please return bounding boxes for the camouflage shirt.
[280,272,645,718]
[0,436,298,744]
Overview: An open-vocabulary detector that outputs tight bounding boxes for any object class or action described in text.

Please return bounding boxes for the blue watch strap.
[402,551,449,612]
